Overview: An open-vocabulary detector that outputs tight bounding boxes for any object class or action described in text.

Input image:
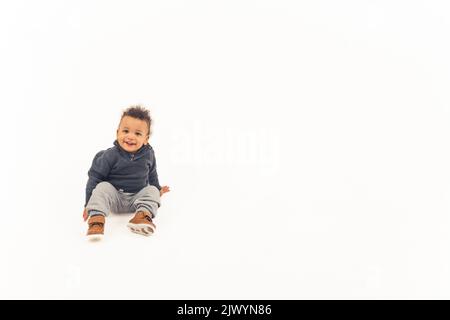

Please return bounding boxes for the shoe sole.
[127,223,154,237]
[87,233,104,241]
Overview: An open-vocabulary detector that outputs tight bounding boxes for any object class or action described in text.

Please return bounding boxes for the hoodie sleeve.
[85,150,113,207]
[148,151,161,191]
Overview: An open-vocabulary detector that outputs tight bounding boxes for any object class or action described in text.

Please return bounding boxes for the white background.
[1,0,450,299]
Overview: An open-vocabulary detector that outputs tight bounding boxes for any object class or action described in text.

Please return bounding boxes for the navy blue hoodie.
[85,140,161,206]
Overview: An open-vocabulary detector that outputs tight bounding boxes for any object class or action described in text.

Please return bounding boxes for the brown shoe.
[127,211,155,236]
[87,215,105,241]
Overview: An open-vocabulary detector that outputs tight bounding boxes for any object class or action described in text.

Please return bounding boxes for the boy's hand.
[160,185,170,196]
[83,208,88,221]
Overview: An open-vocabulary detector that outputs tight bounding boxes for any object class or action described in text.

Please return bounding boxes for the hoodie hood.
[113,140,151,160]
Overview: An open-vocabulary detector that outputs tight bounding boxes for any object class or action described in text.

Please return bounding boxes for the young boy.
[83,106,170,240]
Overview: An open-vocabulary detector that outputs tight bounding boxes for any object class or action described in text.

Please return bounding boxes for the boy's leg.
[127,185,160,236]
[130,185,161,218]
[85,182,121,217]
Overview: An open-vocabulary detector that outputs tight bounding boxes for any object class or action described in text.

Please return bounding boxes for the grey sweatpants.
[86,181,161,218]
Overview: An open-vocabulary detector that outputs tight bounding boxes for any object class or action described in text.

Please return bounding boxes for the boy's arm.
[85,151,112,207]
[148,155,161,191]
[149,156,171,197]
[148,148,171,197]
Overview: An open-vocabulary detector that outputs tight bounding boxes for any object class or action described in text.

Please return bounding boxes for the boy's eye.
[136,133,142,136]
[123,129,128,133]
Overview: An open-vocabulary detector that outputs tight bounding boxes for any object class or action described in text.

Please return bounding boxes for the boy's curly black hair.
[120,105,152,136]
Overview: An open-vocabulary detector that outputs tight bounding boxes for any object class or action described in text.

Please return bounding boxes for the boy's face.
[116,116,149,153]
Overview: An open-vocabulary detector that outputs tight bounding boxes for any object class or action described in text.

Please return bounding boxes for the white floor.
[3,161,450,299]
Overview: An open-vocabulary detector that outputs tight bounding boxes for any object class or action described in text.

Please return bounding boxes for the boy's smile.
[116,116,149,153]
